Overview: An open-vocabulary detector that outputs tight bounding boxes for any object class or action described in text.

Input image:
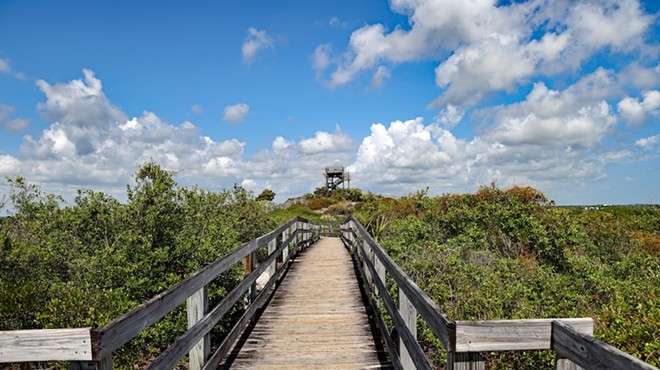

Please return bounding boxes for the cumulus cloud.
[348,114,612,197]
[618,90,660,126]
[349,69,632,196]
[242,28,274,65]
[0,103,30,131]
[298,125,355,154]
[0,155,21,175]
[0,70,365,202]
[2,70,246,190]
[480,70,618,148]
[314,0,655,110]
[223,103,250,123]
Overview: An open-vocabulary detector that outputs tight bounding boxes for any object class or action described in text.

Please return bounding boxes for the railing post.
[349,220,356,253]
[282,228,290,262]
[243,249,257,303]
[374,257,386,309]
[399,288,417,370]
[447,352,484,370]
[267,238,277,280]
[98,356,112,370]
[187,286,209,370]
[296,221,301,252]
[555,356,583,370]
[303,222,308,247]
[362,240,372,285]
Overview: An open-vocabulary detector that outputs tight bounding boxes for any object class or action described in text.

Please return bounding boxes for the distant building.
[324,166,351,192]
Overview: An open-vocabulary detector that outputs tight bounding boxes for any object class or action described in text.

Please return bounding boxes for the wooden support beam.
[399,288,418,370]
[187,286,209,370]
[282,228,290,262]
[267,238,277,280]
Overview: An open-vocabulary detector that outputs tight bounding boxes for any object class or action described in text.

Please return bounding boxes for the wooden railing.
[0,217,320,370]
[340,215,659,370]
[2,214,657,370]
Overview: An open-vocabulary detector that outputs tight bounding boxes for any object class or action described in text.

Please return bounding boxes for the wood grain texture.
[0,328,93,361]
[187,286,210,370]
[552,320,659,370]
[399,289,417,370]
[455,318,593,352]
[447,352,485,370]
[219,237,391,369]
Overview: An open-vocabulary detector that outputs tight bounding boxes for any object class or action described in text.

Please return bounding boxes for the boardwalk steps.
[218,237,391,369]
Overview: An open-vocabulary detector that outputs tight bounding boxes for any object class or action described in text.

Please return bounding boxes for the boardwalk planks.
[218,237,391,369]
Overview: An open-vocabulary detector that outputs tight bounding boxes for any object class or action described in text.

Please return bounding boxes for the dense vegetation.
[1,172,658,369]
[0,163,273,368]
[351,185,659,368]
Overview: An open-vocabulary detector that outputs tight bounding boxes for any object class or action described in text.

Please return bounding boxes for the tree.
[256,188,276,202]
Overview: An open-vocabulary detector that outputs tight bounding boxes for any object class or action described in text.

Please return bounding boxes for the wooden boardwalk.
[219,237,391,369]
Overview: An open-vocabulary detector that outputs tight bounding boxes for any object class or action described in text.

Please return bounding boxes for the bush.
[0,163,273,368]
[357,186,660,368]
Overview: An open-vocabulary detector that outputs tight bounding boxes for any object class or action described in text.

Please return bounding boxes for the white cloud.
[635,134,660,150]
[481,70,619,148]
[2,70,248,190]
[619,62,660,89]
[0,58,25,79]
[1,70,364,202]
[0,59,10,74]
[618,90,660,126]
[312,44,332,71]
[566,0,652,52]
[272,136,293,152]
[223,103,250,123]
[435,104,464,129]
[191,104,202,114]
[314,0,655,111]
[298,125,355,154]
[348,114,613,197]
[0,155,21,175]
[242,28,274,65]
[370,66,391,89]
[0,103,30,131]
[3,64,656,204]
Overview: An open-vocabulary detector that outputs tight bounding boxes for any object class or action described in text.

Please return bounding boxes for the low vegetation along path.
[219,237,391,369]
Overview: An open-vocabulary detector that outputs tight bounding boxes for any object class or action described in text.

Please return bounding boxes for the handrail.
[552,321,659,370]
[339,216,658,370]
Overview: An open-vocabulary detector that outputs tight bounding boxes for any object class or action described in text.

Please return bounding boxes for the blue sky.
[0,0,658,205]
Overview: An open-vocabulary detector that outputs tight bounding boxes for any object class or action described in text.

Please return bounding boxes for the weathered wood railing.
[0,216,320,369]
[340,215,659,370]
